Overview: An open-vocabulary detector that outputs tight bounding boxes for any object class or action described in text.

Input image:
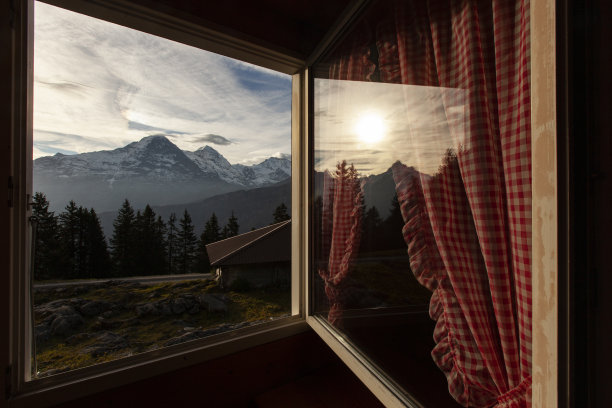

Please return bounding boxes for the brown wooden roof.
[206,220,291,266]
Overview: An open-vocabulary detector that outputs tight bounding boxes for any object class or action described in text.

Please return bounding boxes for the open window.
[30,1,299,377]
[306,1,538,407]
[7,0,561,406]
[9,0,307,399]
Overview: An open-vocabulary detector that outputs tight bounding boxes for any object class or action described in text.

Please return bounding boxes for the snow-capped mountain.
[35,135,205,181]
[34,135,291,212]
[234,157,293,186]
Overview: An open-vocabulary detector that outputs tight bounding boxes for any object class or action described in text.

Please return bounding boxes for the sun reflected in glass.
[355,113,385,144]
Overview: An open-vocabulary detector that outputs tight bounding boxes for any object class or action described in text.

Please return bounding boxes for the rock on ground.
[80,331,129,357]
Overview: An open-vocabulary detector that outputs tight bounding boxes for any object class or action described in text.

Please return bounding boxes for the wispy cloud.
[33,2,291,162]
[191,134,233,146]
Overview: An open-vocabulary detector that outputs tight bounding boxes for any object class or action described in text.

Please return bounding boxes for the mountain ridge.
[34,135,291,212]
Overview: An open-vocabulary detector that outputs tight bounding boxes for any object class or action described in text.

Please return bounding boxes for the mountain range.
[34,135,291,212]
[35,134,400,237]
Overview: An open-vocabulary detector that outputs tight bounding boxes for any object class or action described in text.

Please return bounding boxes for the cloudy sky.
[33,2,292,165]
[314,79,467,176]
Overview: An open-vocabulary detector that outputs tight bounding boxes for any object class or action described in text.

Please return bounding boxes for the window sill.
[9,317,308,408]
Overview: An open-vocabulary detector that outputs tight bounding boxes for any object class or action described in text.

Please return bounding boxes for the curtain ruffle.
[393,161,500,407]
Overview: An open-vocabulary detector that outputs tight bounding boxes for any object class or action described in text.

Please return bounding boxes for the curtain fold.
[324,0,531,406]
[318,162,364,326]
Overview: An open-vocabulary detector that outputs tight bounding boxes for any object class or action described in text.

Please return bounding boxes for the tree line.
[31,192,291,281]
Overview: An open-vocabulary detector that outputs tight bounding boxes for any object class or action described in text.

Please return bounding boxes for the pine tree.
[31,192,61,280]
[203,213,221,244]
[272,203,290,223]
[195,212,224,274]
[223,211,239,238]
[166,213,178,274]
[195,230,212,274]
[110,199,136,277]
[58,200,82,278]
[382,193,406,249]
[176,209,197,274]
[361,206,382,253]
[133,205,166,276]
[83,208,112,278]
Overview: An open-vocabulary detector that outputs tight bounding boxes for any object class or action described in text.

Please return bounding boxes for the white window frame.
[7,0,559,406]
[8,0,310,405]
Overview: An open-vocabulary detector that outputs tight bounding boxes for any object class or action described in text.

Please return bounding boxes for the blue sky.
[33,2,292,165]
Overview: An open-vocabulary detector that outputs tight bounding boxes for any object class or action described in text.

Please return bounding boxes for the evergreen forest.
[31,193,253,281]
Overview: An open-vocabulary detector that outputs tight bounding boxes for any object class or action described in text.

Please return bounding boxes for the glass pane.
[311,0,531,405]
[32,2,292,377]
[312,77,465,408]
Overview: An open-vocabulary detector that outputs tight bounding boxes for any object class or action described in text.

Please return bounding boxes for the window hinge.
[5,364,12,399]
[8,176,14,209]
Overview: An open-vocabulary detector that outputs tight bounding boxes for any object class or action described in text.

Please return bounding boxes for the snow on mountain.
[184,146,243,185]
[33,135,291,211]
[184,145,291,187]
[35,135,291,186]
[233,157,293,186]
[35,135,203,181]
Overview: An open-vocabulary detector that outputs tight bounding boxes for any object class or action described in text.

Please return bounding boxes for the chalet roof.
[206,220,291,266]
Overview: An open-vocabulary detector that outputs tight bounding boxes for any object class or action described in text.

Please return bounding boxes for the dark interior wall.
[49,331,382,408]
[563,0,612,406]
[128,0,353,58]
[2,0,16,404]
[587,0,612,406]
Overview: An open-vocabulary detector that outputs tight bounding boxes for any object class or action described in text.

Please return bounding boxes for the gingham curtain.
[326,0,531,406]
[318,162,364,326]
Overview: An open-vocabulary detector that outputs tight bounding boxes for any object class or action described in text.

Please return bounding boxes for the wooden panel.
[531,0,558,405]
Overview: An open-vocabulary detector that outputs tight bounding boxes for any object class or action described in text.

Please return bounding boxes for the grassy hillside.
[33,279,290,376]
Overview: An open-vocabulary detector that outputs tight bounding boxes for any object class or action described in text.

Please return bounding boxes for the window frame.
[6,0,561,406]
[8,0,309,404]
[301,0,559,407]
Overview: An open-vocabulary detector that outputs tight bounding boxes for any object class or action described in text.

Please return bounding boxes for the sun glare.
[355,113,385,144]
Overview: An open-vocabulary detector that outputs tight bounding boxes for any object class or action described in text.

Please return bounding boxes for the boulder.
[159,302,173,316]
[50,312,84,336]
[80,331,128,357]
[35,299,82,318]
[135,302,159,317]
[170,298,187,315]
[80,300,113,317]
[197,294,228,313]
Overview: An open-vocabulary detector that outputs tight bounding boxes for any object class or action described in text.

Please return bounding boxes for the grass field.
[33,278,290,376]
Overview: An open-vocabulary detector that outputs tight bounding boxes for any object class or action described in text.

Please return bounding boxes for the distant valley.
[98,178,291,236]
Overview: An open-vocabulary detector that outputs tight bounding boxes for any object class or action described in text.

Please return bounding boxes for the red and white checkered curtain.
[326,0,531,406]
[318,162,364,326]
